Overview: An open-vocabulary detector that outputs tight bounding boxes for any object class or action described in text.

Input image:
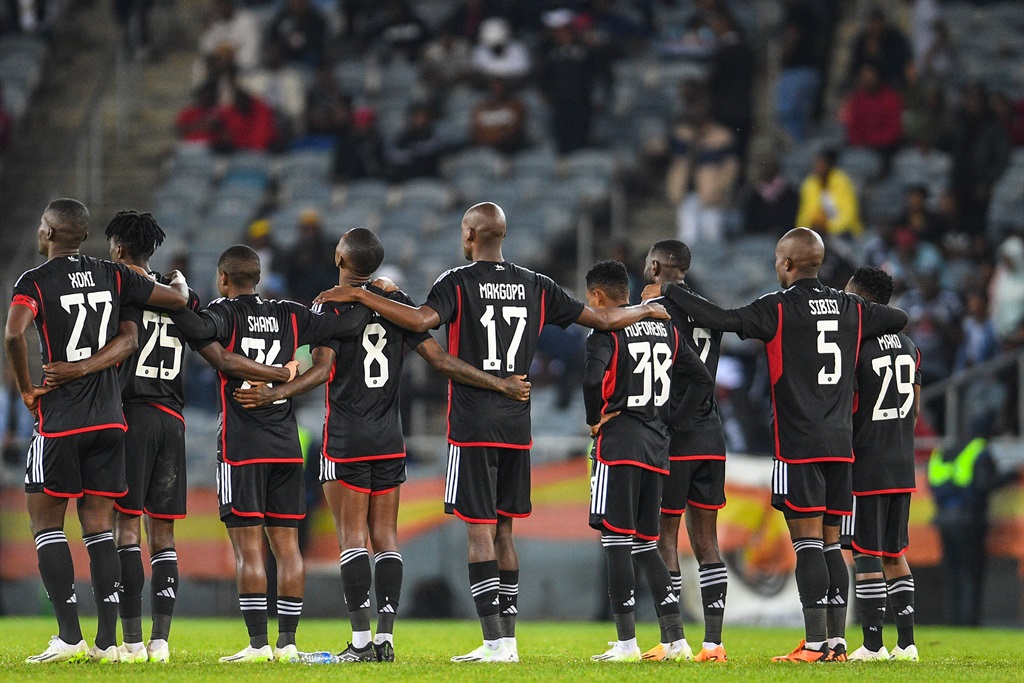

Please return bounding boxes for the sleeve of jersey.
[395,292,432,347]
[170,305,224,348]
[10,273,39,317]
[541,275,586,329]
[113,263,157,305]
[302,304,373,345]
[663,284,750,336]
[859,299,910,337]
[731,296,781,341]
[914,345,923,385]
[583,333,614,426]
[423,272,459,327]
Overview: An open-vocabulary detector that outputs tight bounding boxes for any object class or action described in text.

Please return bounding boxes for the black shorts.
[661,457,727,515]
[217,460,305,528]
[771,459,852,520]
[25,428,126,499]
[443,444,530,523]
[114,403,187,519]
[320,455,406,495]
[840,493,912,557]
[590,459,664,540]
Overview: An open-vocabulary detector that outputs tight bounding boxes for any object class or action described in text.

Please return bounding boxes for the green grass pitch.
[0,617,1021,681]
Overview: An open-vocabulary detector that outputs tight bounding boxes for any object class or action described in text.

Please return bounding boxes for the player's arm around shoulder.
[414,337,530,402]
[42,318,140,387]
[234,346,335,409]
[314,285,441,333]
[576,301,670,331]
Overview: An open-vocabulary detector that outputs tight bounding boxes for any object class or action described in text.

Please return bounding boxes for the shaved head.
[461,202,506,261]
[44,199,90,244]
[774,228,824,287]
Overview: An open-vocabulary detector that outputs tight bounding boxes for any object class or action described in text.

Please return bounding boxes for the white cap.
[480,17,511,46]
[543,9,575,29]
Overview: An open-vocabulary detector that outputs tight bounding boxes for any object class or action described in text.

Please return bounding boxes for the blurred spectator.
[741,156,798,236]
[990,91,1024,148]
[371,0,429,62]
[934,189,963,237]
[902,76,952,150]
[471,78,526,154]
[242,41,306,140]
[539,10,597,155]
[471,16,530,83]
[657,11,716,60]
[881,228,944,292]
[910,0,940,71]
[898,267,964,384]
[918,20,955,81]
[215,69,279,151]
[113,0,153,54]
[897,184,943,245]
[420,28,472,91]
[200,0,261,73]
[0,79,11,153]
[333,106,387,181]
[587,0,644,52]
[707,10,753,159]
[842,63,903,157]
[269,0,327,67]
[443,0,497,42]
[285,209,338,304]
[387,104,445,181]
[244,219,287,296]
[950,83,1010,234]
[665,98,739,244]
[818,235,857,290]
[796,149,862,238]
[776,0,824,142]
[989,236,1024,348]
[175,82,222,145]
[305,65,350,136]
[848,8,911,89]
[956,290,999,372]
[1,365,34,478]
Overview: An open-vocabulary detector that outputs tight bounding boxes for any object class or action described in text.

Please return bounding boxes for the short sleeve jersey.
[852,332,921,494]
[660,287,726,459]
[11,255,155,436]
[585,317,678,469]
[197,294,368,464]
[118,272,202,418]
[729,278,906,463]
[425,261,584,448]
[316,287,430,462]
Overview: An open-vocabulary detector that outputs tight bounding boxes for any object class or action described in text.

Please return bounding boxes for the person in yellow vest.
[796,149,862,238]
[928,435,1018,625]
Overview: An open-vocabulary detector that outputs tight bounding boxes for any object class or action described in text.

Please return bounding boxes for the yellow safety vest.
[928,438,986,489]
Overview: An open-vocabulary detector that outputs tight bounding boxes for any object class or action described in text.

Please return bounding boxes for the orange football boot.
[693,644,728,662]
[771,640,828,662]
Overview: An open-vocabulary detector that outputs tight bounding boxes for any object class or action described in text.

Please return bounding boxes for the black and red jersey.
[11,255,155,436]
[425,261,584,449]
[316,287,431,463]
[708,278,906,463]
[585,316,679,472]
[118,272,202,420]
[196,294,369,465]
[852,332,921,495]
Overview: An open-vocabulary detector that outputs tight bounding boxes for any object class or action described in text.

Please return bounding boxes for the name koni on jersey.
[808,299,840,315]
[248,316,279,333]
[479,283,526,300]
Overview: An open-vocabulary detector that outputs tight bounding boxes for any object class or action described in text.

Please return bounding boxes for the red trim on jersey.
[784,500,826,513]
[219,329,236,460]
[669,454,726,461]
[852,391,859,414]
[322,450,406,464]
[775,454,855,464]
[113,502,143,515]
[11,294,38,316]
[37,423,127,438]
[660,506,686,515]
[290,312,298,354]
[83,487,128,498]
[765,303,784,459]
[452,508,497,524]
[147,402,185,425]
[497,509,531,518]
[230,507,264,518]
[539,288,547,333]
[635,531,660,541]
[265,511,305,520]
[33,282,52,361]
[853,487,917,496]
[371,486,398,497]
[448,438,532,450]
[601,519,636,536]
[851,539,908,558]
[915,347,922,371]
[222,455,305,466]
[337,479,372,494]
[445,285,463,443]
[322,362,336,455]
[43,487,82,499]
[144,509,186,520]
[688,499,726,510]
[600,333,620,415]
[825,508,852,516]
[854,303,863,371]
[595,435,670,475]
[116,270,122,296]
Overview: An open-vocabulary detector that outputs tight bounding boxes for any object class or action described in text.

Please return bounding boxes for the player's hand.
[589,410,620,437]
[126,264,155,281]
[166,270,187,286]
[41,361,85,387]
[644,303,670,320]
[371,276,399,293]
[313,285,361,305]
[21,385,52,416]
[641,283,663,302]
[233,382,279,409]
[500,374,531,402]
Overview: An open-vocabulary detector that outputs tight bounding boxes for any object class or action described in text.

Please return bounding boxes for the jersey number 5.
[60,291,113,361]
[135,311,183,380]
[816,320,841,385]
[480,305,528,372]
[627,341,673,407]
[871,355,915,421]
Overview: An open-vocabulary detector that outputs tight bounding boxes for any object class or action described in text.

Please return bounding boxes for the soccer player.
[842,267,921,662]
[642,228,908,662]
[170,245,370,663]
[641,239,730,663]
[314,203,669,663]
[583,260,707,662]
[234,228,531,663]
[5,199,189,663]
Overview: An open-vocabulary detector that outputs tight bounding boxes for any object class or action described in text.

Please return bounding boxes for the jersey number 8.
[362,323,389,388]
[627,341,673,407]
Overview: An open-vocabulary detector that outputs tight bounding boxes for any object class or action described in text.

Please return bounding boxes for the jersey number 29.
[870,355,915,421]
